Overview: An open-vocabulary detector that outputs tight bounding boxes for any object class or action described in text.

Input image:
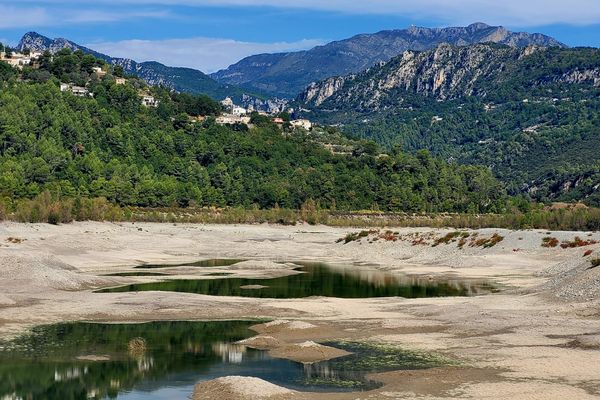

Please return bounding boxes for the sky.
[1,1,599,73]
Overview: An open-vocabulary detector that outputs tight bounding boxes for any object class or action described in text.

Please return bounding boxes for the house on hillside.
[115,78,126,85]
[290,119,312,130]
[272,117,285,124]
[0,51,35,69]
[60,83,92,97]
[232,106,247,116]
[92,66,106,78]
[141,94,159,107]
[216,115,251,126]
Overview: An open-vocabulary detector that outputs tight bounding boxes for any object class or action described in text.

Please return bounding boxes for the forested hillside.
[299,44,600,206]
[0,49,507,214]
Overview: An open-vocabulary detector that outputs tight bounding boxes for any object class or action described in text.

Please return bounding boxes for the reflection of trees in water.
[54,366,89,382]
[303,359,365,384]
[211,343,247,364]
[100,262,493,298]
[0,321,256,399]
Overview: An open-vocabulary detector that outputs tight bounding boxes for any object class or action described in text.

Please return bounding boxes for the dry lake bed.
[0,222,599,399]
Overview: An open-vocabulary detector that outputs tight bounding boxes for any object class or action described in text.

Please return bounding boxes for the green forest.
[0,49,507,216]
[304,45,600,207]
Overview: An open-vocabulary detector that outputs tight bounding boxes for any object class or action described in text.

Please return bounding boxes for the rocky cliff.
[212,23,565,97]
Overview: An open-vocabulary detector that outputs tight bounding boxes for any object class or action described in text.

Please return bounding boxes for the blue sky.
[1,1,599,73]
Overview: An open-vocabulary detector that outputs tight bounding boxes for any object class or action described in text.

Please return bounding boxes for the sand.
[1,222,600,399]
[194,376,295,400]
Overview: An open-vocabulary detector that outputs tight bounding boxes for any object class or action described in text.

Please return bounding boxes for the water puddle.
[98,262,493,298]
[135,259,246,269]
[105,272,169,277]
[0,321,453,399]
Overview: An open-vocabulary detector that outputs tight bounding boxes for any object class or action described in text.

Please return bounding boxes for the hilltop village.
[0,47,313,130]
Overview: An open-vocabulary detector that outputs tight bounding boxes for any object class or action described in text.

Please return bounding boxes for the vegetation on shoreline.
[1,192,599,232]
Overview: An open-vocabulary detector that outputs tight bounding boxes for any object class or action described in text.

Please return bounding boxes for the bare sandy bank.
[0,221,599,399]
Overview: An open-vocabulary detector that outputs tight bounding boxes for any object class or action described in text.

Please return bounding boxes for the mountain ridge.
[17,32,251,100]
[296,43,600,205]
[211,23,565,97]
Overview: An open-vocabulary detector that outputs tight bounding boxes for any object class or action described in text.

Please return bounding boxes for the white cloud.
[20,0,600,26]
[0,4,169,28]
[87,37,324,72]
[65,9,170,23]
[0,5,52,29]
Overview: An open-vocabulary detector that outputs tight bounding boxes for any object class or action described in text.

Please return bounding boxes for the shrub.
[470,233,504,248]
[542,237,560,248]
[560,237,598,249]
[338,230,376,244]
[433,231,463,246]
[591,259,600,269]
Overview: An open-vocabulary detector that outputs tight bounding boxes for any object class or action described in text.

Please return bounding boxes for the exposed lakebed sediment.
[0,222,599,399]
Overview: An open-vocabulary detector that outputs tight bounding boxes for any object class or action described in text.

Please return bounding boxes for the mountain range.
[17,23,565,102]
[297,43,600,205]
[211,23,565,97]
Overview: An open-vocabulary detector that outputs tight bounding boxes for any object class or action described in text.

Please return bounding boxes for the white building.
[0,52,32,69]
[92,66,106,77]
[232,106,247,116]
[216,115,251,126]
[0,50,44,70]
[60,83,92,97]
[141,95,159,108]
[290,119,312,130]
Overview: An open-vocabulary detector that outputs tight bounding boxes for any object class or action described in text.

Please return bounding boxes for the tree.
[113,65,125,78]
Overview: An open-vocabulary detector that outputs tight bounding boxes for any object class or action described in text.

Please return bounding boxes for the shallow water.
[99,262,493,298]
[0,321,450,399]
[135,259,246,269]
[104,272,169,277]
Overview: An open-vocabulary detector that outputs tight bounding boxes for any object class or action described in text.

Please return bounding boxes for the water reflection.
[0,321,452,399]
[135,259,246,269]
[99,262,493,299]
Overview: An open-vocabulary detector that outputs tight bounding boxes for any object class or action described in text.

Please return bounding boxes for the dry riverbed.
[0,222,599,399]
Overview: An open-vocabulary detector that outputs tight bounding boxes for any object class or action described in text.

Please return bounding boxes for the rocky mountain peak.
[213,23,566,97]
[467,22,491,31]
[18,32,53,52]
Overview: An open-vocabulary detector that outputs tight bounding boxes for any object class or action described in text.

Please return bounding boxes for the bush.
[591,259,600,269]
[542,237,560,248]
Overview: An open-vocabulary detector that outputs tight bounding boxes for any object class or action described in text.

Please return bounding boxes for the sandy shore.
[1,221,599,399]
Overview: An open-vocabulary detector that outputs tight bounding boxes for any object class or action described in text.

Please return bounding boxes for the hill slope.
[212,23,564,97]
[0,49,506,213]
[17,32,251,100]
[297,44,600,205]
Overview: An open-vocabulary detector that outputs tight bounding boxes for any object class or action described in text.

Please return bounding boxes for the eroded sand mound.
[269,341,351,363]
[193,376,294,400]
[236,335,280,349]
[255,320,317,334]
[0,254,110,291]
